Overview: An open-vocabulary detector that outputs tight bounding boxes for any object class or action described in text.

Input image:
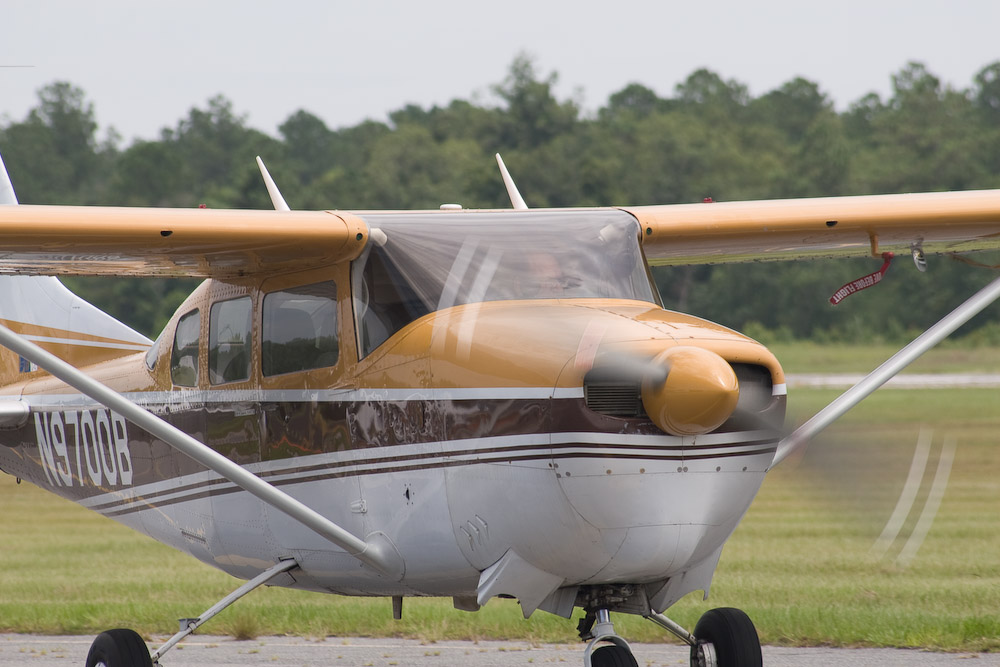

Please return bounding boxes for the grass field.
[767,340,1000,374]
[1,344,999,650]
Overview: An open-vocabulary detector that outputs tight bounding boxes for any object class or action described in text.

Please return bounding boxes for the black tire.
[591,643,639,667]
[691,607,761,667]
[85,629,152,667]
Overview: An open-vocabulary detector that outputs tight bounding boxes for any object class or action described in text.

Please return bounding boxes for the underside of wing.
[0,205,369,278]
[627,189,1000,265]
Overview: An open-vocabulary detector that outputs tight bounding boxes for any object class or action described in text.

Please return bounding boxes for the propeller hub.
[641,346,739,436]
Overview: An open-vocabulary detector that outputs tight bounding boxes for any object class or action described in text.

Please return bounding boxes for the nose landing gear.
[578,608,638,667]
[579,606,761,667]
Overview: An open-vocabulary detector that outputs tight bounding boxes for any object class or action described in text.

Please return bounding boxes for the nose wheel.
[689,607,762,667]
[589,644,638,667]
[578,609,638,667]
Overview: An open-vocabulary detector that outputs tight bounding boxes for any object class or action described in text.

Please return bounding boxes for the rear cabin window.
[170,309,200,387]
[209,297,252,384]
[262,281,339,376]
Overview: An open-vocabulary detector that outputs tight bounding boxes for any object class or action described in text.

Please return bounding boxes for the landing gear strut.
[647,607,761,667]
[85,558,298,666]
[578,608,638,667]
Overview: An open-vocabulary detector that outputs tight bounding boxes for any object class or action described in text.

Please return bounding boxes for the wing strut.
[0,322,403,577]
[771,274,1000,468]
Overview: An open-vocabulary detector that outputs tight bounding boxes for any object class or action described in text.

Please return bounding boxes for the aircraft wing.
[626,189,1000,265]
[2,190,1000,277]
[0,205,369,278]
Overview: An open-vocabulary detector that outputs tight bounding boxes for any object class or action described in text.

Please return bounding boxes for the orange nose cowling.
[641,346,740,436]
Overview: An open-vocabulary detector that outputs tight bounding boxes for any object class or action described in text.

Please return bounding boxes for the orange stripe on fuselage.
[0,318,150,384]
[0,319,150,348]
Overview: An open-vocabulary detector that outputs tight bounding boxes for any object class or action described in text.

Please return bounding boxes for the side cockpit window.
[209,297,252,384]
[352,247,429,358]
[170,310,200,387]
[263,281,338,376]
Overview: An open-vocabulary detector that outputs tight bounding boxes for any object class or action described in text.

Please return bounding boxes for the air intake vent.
[584,381,645,417]
[731,363,773,412]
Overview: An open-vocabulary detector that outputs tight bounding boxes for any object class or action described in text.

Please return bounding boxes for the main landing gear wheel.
[590,643,639,667]
[85,629,152,667]
[690,607,761,667]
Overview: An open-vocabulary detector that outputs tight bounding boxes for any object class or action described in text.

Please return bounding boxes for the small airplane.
[1,149,1000,667]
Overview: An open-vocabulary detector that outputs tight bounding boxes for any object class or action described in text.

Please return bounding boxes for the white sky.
[2,0,999,145]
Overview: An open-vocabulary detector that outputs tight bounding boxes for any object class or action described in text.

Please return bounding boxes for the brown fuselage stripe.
[97,444,778,518]
[7,394,783,514]
[86,435,778,512]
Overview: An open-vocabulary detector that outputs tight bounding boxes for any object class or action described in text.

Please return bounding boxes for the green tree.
[0,82,111,204]
[751,77,831,142]
[852,62,985,193]
[279,110,335,185]
[675,69,749,122]
[107,140,186,206]
[600,83,670,123]
[492,54,579,149]
[159,95,281,207]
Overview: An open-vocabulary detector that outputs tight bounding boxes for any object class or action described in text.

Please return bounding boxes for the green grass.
[768,340,1000,374]
[2,383,999,651]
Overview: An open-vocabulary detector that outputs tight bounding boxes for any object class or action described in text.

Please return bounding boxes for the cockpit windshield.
[351,209,659,356]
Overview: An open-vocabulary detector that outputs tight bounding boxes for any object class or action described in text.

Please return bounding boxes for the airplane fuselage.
[0,209,786,618]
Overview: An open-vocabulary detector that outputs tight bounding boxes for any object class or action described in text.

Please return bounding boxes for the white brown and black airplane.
[1,152,1000,667]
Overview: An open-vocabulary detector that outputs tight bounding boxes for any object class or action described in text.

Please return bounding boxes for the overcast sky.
[2,1,999,145]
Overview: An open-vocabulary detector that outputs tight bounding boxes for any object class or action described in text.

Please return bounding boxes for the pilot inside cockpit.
[515,251,583,299]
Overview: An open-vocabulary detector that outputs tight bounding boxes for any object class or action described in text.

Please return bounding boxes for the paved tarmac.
[3,634,998,666]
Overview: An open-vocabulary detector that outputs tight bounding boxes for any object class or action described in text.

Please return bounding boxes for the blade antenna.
[495,153,528,210]
[0,153,19,205]
[255,156,290,211]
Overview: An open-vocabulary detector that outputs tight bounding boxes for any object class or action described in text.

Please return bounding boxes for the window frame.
[170,309,201,387]
[262,280,340,377]
[208,296,253,385]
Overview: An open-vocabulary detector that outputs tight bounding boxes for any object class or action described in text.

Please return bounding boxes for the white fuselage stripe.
[16,386,585,407]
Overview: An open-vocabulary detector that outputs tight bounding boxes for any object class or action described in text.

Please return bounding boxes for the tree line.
[3,56,1000,342]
